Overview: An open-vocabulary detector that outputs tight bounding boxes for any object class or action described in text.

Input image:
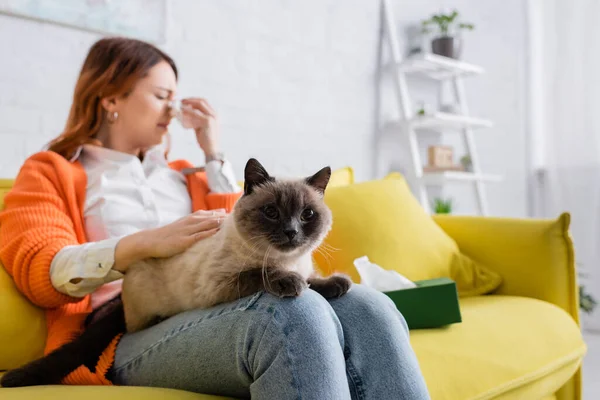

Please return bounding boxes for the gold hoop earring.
[107,111,119,123]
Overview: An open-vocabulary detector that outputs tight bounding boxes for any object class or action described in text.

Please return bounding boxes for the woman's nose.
[168,100,182,118]
[167,103,177,118]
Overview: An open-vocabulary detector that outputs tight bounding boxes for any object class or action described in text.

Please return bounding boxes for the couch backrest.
[0,179,14,210]
[0,178,47,371]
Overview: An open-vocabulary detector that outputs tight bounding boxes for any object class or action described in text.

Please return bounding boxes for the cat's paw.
[267,271,308,298]
[308,274,352,299]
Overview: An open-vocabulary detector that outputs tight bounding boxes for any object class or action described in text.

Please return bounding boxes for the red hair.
[48,37,177,160]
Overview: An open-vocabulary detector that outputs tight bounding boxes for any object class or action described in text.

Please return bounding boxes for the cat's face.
[234,159,332,256]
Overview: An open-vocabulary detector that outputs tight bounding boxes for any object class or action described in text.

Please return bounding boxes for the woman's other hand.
[180,98,220,158]
[113,209,227,273]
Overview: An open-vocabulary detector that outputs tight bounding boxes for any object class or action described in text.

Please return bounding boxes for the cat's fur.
[1,158,351,387]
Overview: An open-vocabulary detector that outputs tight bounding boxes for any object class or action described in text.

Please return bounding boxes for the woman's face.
[104,60,177,151]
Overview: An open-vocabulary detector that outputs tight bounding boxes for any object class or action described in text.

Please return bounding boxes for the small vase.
[431,36,462,59]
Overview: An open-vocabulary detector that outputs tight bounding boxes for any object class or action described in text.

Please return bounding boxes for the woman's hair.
[48,37,177,160]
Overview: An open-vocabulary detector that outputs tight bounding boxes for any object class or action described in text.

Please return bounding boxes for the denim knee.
[254,289,345,347]
[335,284,409,334]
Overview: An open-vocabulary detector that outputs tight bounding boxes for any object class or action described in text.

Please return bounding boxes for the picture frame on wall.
[0,0,167,44]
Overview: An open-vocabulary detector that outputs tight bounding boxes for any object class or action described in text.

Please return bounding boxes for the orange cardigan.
[0,151,241,385]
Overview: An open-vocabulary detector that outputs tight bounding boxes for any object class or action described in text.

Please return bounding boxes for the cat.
[123,157,351,332]
[1,158,351,387]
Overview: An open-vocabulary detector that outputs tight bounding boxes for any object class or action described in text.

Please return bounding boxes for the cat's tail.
[1,296,125,387]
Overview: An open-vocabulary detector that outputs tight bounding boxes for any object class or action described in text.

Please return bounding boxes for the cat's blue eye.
[262,205,279,220]
[301,208,315,222]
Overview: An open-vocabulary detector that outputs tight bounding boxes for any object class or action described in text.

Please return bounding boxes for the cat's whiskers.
[234,235,268,270]
[241,234,269,249]
[235,236,269,299]
[262,245,273,293]
[314,246,334,265]
[319,242,340,253]
[315,250,335,271]
[239,234,272,270]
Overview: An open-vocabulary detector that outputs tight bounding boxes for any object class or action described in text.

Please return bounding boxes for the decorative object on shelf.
[428,146,454,168]
[421,10,474,59]
[439,103,461,114]
[406,24,424,56]
[433,197,453,214]
[425,146,465,173]
[415,101,433,116]
[460,154,472,172]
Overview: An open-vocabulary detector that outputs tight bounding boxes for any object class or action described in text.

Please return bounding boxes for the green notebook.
[384,277,462,330]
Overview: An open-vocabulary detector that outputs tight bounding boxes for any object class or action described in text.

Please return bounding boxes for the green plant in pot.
[580,285,598,315]
[433,197,453,214]
[422,10,474,59]
[577,265,598,315]
[460,154,472,172]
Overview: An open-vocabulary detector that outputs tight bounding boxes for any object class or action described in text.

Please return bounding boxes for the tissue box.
[384,277,461,329]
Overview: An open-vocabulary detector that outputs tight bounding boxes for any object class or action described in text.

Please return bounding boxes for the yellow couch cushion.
[314,174,502,296]
[0,385,234,399]
[0,179,47,371]
[412,295,586,400]
[0,179,13,210]
[0,257,46,371]
[237,166,354,192]
[328,166,354,187]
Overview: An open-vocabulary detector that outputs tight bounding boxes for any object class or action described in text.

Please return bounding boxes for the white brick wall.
[0,0,379,181]
[0,0,527,216]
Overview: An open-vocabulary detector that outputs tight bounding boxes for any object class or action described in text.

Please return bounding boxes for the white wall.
[0,0,380,181]
[0,0,528,216]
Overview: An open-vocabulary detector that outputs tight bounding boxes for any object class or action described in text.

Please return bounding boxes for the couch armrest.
[432,213,579,324]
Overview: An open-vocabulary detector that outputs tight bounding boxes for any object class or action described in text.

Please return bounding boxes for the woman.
[0,37,429,399]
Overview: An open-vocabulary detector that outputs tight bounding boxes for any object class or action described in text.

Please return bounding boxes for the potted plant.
[580,285,598,315]
[415,101,431,116]
[460,154,472,172]
[421,10,474,59]
[577,264,598,316]
[433,197,453,214]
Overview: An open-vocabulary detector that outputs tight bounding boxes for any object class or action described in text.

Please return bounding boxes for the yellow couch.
[0,177,586,400]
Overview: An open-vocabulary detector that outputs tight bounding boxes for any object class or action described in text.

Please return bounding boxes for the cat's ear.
[306,166,331,195]
[244,158,274,195]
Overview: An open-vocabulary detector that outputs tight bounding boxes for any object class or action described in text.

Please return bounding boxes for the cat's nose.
[284,229,299,241]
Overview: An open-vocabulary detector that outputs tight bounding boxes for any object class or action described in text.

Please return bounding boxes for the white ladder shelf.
[380,0,500,215]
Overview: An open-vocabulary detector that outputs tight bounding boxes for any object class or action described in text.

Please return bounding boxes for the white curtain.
[529,0,600,331]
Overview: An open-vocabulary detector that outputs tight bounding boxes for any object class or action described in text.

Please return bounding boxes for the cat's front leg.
[236,268,308,298]
[308,273,352,299]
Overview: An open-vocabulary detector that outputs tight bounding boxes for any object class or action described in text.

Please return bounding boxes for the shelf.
[394,53,484,80]
[421,171,502,185]
[382,112,492,134]
[410,113,492,130]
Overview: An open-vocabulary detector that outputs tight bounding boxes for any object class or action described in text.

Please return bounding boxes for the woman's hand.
[180,98,219,157]
[113,209,227,273]
[142,209,227,258]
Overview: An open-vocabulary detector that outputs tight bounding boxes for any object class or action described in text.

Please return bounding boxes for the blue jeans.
[112,285,430,400]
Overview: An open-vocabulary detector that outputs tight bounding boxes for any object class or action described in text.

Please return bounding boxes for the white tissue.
[168,100,196,129]
[353,256,417,292]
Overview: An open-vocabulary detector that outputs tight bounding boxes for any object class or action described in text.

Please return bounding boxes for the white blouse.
[49,144,240,304]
